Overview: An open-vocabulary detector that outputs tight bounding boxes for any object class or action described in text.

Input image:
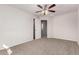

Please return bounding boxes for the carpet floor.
[0,38,79,55]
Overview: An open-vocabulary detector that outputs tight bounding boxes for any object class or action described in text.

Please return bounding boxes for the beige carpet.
[0,38,79,55]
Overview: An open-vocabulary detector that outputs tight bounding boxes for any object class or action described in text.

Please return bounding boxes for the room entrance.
[41,20,47,38]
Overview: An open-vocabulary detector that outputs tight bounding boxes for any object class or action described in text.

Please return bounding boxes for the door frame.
[33,18,35,40]
[41,20,47,38]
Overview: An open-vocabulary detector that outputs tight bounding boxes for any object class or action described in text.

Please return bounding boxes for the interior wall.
[35,16,53,39]
[35,18,41,39]
[52,11,77,41]
[47,16,53,38]
[0,5,34,50]
[35,10,78,43]
[77,9,79,44]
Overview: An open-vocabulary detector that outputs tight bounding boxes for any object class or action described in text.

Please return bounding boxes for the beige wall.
[0,5,34,50]
[77,9,79,44]
[52,11,77,41]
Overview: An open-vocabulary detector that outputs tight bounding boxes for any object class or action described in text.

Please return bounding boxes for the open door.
[41,20,47,38]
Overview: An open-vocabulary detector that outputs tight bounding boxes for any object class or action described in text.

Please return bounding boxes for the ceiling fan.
[35,4,56,15]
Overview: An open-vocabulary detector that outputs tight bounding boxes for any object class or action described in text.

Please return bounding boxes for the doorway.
[33,18,35,40]
[41,20,47,38]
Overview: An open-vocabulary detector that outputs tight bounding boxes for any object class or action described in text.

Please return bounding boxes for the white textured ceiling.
[9,4,79,16]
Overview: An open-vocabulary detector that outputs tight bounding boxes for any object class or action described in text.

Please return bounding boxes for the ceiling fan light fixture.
[41,10,44,14]
[45,10,48,15]
[41,10,48,15]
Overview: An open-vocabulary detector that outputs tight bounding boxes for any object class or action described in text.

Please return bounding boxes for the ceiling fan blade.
[48,10,55,12]
[37,5,43,9]
[35,11,42,13]
[48,4,56,9]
